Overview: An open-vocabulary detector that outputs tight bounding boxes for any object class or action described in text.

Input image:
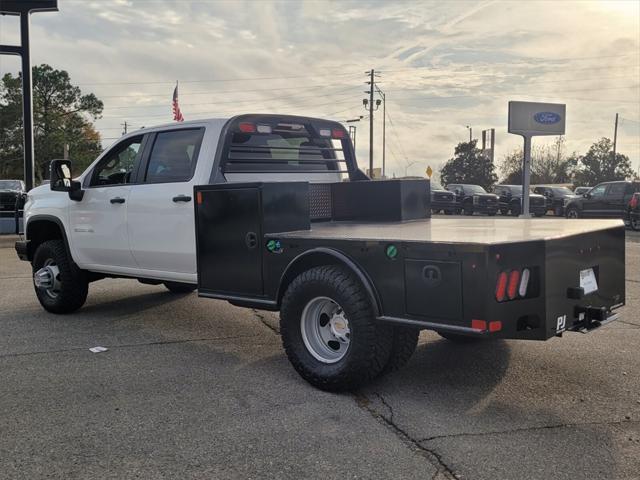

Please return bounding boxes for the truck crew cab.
[430,181,456,215]
[564,181,640,219]
[532,185,575,216]
[17,114,626,391]
[445,184,498,216]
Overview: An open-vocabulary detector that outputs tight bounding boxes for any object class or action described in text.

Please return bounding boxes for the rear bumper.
[15,240,29,261]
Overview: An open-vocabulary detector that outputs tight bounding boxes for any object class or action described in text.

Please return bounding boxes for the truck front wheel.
[280,265,393,391]
[32,240,88,314]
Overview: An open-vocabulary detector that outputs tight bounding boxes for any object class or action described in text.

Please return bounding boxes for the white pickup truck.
[16,115,350,313]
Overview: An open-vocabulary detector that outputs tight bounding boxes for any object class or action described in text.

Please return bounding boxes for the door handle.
[172,195,192,203]
[110,197,125,204]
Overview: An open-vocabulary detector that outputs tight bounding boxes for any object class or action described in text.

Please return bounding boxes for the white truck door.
[127,127,206,277]
[68,135,145,268]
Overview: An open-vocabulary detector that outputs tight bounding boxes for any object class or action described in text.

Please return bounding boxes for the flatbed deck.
[271,218,624,245]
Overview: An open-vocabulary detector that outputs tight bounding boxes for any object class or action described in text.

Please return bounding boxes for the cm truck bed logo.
[534,112,561,124]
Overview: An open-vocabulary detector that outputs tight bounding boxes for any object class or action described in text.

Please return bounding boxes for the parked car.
[574,186,591,195]
[625,192,640,231]
[532,185,576,216]
[565,181,640,219]
[430,181,456,215]
[494,185,547,217]
[445,183,498,215]
[0,179,25,216]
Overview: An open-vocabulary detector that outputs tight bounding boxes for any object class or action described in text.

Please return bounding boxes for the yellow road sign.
[426,166,433,178]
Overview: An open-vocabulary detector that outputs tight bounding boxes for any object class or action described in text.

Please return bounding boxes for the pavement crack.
[252,309,280,335]
[419,418,640,442]
[353,393,457,479]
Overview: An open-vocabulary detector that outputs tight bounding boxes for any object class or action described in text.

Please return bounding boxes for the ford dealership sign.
[534,112,562,125]
[509,101,566,136]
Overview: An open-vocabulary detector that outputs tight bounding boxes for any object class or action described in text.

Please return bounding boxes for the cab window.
[90,136,143,187]
[144,129,204,183]
[606,183,626,197]
[590,184,607,197]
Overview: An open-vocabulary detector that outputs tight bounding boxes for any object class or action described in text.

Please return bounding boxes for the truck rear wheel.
[382,327,419,374]
[164,282,197,294]
[32,239,88,314]
[280,265,393,391]
[566,207,580,219]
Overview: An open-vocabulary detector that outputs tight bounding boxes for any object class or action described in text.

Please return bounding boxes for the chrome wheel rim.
[301,297,350,363]
[34,258,61,299]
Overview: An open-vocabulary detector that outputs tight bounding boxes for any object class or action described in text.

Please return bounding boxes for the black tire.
[488,211,496,216]
[500,208,509,216]
[630,213,640,231]
[444,209,454,216]
[438,332,484,344]
[382,327,419,374]
[32,239,88,314]
[510,203,521,216]
[534,212,545,218]
[566,207,580,219]
[280,265,393,391]
[164,282,197,293]
[463,203,474,216]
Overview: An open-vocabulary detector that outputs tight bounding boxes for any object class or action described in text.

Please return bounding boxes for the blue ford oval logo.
[534,112,561,124]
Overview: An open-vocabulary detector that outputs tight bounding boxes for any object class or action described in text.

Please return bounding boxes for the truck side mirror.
[583,193,591,199]
[50,159,84,201]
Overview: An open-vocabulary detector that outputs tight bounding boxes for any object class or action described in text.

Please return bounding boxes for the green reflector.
[266,240,277,251]
[386,244,398,259]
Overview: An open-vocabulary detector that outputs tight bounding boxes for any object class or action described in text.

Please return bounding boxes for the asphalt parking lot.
[1,229,639,480]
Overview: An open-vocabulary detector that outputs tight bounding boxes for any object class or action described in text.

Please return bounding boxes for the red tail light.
[507,270,521,300]
[631,195,639,208]
[495,272,508,302]
[238,122,256,133]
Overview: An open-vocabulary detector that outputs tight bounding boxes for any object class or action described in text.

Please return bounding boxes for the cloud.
[0,0,638,177]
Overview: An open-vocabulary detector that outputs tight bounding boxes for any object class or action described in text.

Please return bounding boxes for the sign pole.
[521,135,532,218]
[0,1,59,191]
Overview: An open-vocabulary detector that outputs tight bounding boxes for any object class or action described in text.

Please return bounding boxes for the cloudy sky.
[1,0,639,178]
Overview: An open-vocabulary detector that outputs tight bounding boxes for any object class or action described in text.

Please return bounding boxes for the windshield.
[551,187,573,195]
[431,181,444,190]
[0,180,22,190]
[465,185,487,194]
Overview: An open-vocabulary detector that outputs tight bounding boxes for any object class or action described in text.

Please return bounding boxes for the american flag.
[172,82,184,122]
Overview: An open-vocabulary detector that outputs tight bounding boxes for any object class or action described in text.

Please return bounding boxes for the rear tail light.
[507,270,520,300]
[495,272,508,302]
[631,195,639,208]
[332,128,346,139]
[496,267,532,302]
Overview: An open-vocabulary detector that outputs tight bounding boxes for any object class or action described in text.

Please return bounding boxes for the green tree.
[573,137,634,187]
[440,140,497,190]
[500,137,577,184]
[0,64,103,181]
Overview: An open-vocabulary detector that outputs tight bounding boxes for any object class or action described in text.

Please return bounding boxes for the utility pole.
[376,86,386,178]
[612,113,619,161]
[121,121,128,135]
[368,69,375,176]
[466,125,472,143]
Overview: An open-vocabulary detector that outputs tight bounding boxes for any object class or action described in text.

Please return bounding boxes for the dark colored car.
[565,181,640,219]
[533,185,576,216]
[494,185,547,217]
[445,184,498,215]
[430,181,456,215]
[574,186,591,196]
[627,192,640,231]
[0,179,25,217]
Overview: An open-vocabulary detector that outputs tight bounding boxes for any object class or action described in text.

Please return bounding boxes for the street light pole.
[466,125,472,143]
